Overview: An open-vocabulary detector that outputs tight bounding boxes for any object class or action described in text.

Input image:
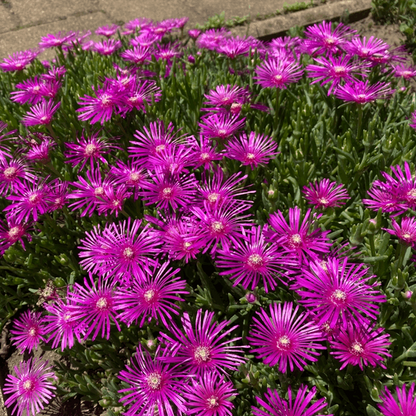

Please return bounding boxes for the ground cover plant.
[0,15,416,416]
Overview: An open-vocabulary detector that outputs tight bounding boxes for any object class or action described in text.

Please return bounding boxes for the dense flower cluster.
[1,13,414,416]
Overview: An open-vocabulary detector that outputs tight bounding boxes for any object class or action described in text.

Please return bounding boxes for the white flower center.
[276,335,291,350]
[96,297,108,310]
[3,166,17,179]
[194,346,211,363]
[84,144,98,157]
[146,372,162,390]
[349,341,364,356]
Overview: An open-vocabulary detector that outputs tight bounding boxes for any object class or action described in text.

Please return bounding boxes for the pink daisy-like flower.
[120,45,152,65]
[39,31,75,48]
[303,179,349,209]
[48,179,69,211]
[21,99,61,126]
[191,200,252,255]
[4,178,52,223]
[0,122,17,158]
[343,35,389,60]
[77,82,123,125]
[0,50,39,72]
[187,135,223,170]
[93,39,122,55]
[330,322,391,370]
[410,110,416,130]
[129,120,182,165]
[304,21,356,55]
[203,84,250,110]
[64,130,121,171]
[67,274,120,341]
[199,113,246,141]
[196,28,232,51]
[109,160,147,200]
[155,43,182,62]
[161,218,206,262]
[252,385,332,416]
[130,32,160,48]
[0,157,36,195]
[96,184,132,217]
[120,80,162,115]
[11,77,45,105]
[118,345,187,416]
[160,309,247,376]
[217,36,253,59]
[95,24,120,38]
[140,172,197,211]
[195,169,253,208]
[25,137,56,164]
[67,166,115,217]
[125,17,153,32]
[43,288,85,351]
[392,64,416,80]
[334,79,393,104]
[384,217,416,248]
[4,358,56,416]
[0,216,32,254]
[266,207,331,262]
[254,58,303,89]
[306,54,369,95]
[188,29,201,40]
[224,131,279,169]
[183,372,237,416]
[216,225,293,292]
[247,302,325,372]
[78,218,159,282]
[147,144,193,176]
[114,261,188,327]
[10,310,45,353]
[379,383,416,416]
[294,257,386,329]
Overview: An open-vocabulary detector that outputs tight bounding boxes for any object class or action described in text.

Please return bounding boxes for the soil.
[0,11,409,416]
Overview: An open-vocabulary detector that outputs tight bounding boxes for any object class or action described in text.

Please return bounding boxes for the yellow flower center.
[194,346,211,362]
[3,166,17,179]
[84,144,98,157]
[146,372,162,390]
[96,297,108,310]
[276,335,291,350]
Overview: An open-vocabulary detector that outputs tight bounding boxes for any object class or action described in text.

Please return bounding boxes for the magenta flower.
[4,178,52,222]
[155,43,182,62]
[199,113,246,141]
[217,36,253,59]
[343,35,389,60]
[247,302,325,372]
[216,225,293,292]
[11,77,45,105]
[254,58,303,89]
[162,219,206,262]
[140,172,197,210]
[78,218,159,281]
[68,166,115,217]
[93,39,122,55]
[147,144,193,176]
[0,157,35,195]
[203,84,250,111]
[0,50,39,72]
[183,373,237,416]
[10,310,45,353]
[25,137,56,163]
[393,64,416,80]
[306,54,368,95]
[121,45,152,64]
[95,24,120,38]
[96,184,132,217]
[64,130,121,171]
[334,79,393,104]
[252,385,332,416]
[128,120,182,166]
[294,258,386,329]
[303,179,349,209]
[160,309,247,376]
[379,383,416,416]
[39,31,75,48]
[121,80,162,114]
[224,131,279,169]
[0,121,17,158]
[0,217,32,254]
[266,207,331,262]
[363,161,416,214]
[4,358,56,416]
[384,217,416,248]
[191,200,252,255]
[21,99,60,126]
[304,21,356,55]
[43,289,85,351]
[196,29,232,51]
[114,261,188,327]
[187,135,223,170]
[188,29,201,39]
[410,111,416,130]
[109,160,147,199]
[118,345,187,416]
[330,322,391,370]
[195,169,253,208]
[67,274,120,341]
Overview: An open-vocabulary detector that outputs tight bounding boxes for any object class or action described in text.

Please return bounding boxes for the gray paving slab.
[6,0,101,29]
[0,11,112,59]
[0,3,20,34]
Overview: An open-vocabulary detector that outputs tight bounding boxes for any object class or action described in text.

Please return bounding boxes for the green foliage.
[282,0,315,14]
